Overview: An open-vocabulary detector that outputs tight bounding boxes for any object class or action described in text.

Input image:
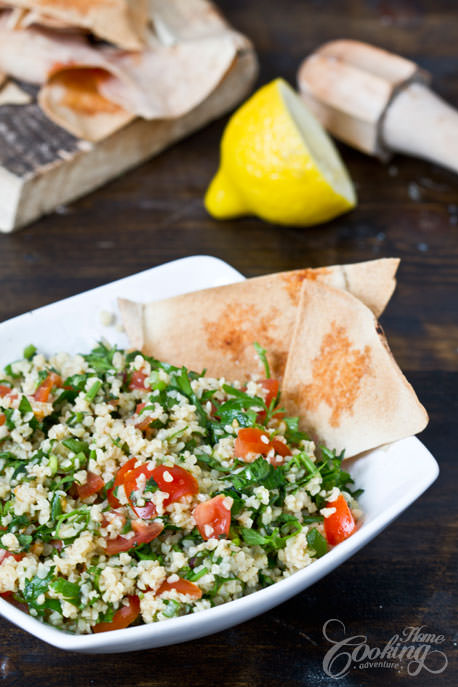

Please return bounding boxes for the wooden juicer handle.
[298,40,458,174]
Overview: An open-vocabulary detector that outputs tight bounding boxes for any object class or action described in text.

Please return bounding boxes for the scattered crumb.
[408,182,422,202]
[100,310,115,327]
[417,242,429,253]
[78,140,93,152]
[55,205,71,215]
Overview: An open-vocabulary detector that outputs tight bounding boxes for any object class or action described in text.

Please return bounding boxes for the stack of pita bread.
[0,0,254,140]
[118,258,428,458]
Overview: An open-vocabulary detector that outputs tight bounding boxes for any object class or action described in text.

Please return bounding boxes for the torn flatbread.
[40,32,243,139]
[281,280,428,456]
[2,0,148,49]
[118,258,399,381]
[0,6,250,141]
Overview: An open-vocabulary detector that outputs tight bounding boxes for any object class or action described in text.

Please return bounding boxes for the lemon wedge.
[205,78,356,226]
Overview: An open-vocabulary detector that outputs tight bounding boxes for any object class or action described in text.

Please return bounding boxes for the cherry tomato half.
[76,471,104,500]
[104,519,164,556]
[193,495,232,541]
[234,428,272,460]
[157,577,202,600]
[324,494,356,546]
[107,457,137,509]
[128,371,150,391]
[92,595,140,633]
[122,463,199,519]
[34,372,62,403]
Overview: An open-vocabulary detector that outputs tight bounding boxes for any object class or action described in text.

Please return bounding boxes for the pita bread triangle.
[118,258,400,381]
[281,279,428,456]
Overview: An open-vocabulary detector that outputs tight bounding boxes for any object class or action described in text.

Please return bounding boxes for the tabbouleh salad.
[0,341,362,634]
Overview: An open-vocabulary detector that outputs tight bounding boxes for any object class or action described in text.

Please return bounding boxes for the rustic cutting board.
[0,37,256,233]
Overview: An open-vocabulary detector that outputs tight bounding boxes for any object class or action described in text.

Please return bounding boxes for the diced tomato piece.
[104,520,164,555]
[234,428,291,465]
[324,494,356,546]
[136,416,154,433]
[193,495,231,540]
[151,466,199,507]
[234,427,272,460]
[123,464,158,519]
[92,595,140,633]
[130,519,163,544]
[0,385,17,404]
[270,439,291,458]
[267,438,291,466]
[110,459,198,519]
[77,471,105,500]
[107,457,137,509]
[0,550,24,564]
[128,371,150,391]
[134,404,155,433]
[124,464,199,518]
[0,414,5,427]
[256,378,284,422]
[34,372,62,403]
[0,589,29,613]
[260,379,279,408]
[157,577,202,600]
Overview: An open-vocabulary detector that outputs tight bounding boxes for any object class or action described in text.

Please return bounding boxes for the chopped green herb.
[306,528,328,558]
[51,578,81,607]
[18,395,33,416]
[253,341,271,378]
[85,380,102,402]
[23,345,37,361]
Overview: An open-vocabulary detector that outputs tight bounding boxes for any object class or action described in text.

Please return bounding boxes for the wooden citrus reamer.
[297,40,458,173]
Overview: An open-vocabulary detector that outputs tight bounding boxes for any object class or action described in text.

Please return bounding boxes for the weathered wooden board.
[0,50,257,233]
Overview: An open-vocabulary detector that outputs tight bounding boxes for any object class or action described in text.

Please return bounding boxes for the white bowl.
[0,255,439,653]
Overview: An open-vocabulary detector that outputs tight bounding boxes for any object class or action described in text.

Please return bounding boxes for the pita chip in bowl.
[118,258,399,381]
[281,280,428,457]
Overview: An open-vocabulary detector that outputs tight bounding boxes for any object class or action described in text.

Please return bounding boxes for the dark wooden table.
[0,1,457,685]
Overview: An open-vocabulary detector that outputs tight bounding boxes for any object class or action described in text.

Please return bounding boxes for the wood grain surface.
[0,1,456,685]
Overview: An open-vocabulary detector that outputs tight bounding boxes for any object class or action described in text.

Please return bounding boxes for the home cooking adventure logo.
[322,618,449,678]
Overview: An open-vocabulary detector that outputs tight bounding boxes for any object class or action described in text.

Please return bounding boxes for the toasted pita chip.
[281,280,428,457]
[3,0,148,49]
[118,258,399,380]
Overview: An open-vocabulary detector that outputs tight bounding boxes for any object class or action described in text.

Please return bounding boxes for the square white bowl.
[0,255,439,653]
